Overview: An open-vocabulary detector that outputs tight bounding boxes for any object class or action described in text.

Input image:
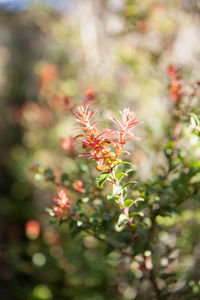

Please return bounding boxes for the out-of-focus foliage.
[0,1,200,299]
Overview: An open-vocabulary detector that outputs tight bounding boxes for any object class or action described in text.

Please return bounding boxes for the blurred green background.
[1,1,200,299]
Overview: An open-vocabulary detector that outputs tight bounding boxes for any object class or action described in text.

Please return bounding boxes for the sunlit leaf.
[122,181,137,190]
[118,214,129,227]
[97,172,111,188]
[115,171,127,182]
[124,199,134,208]
[116,161,134,167]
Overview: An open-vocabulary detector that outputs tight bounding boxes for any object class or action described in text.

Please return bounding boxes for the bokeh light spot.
[25,220,40,240]
[32,285,53,300]
[32,252,46,267]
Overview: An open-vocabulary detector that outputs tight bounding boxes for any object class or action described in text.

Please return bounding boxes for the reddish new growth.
[84,88,95,106]
[60,137,75,154]
[39,63,57,91]
[73,105,141,172]
[110,108,141,150]
[62,96,73,112]
[168,65,182,101]
[74,180,86,194]
[53,190,71,220]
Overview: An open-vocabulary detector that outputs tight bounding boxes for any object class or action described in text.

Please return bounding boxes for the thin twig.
[149,268,162,300]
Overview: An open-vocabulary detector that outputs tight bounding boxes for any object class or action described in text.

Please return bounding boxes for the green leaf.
[116,161,134,167]
[107,194,121,207]
[190,114,200,135]
[118,214,129,227]
[113,184,122,195]
[115,172,127,182]
[97,172,111,188]
[107,194,113,200]
[61,173,69,185]
[77,220,83,227]
[126,168,136,175]
[164,147,173,158]
[165,141,174,149]
[130,211,144,218]
[123,187,127,199]
[124,199,135,208]
[44,168,55,180]
[80,164,89,172]
[191,113,200,127]
[134,198,145,205]
[107,194,120,201]
[45,207,54,217]
[115,200,122,209]
[122,181,137,190]
[126,169,136,178]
